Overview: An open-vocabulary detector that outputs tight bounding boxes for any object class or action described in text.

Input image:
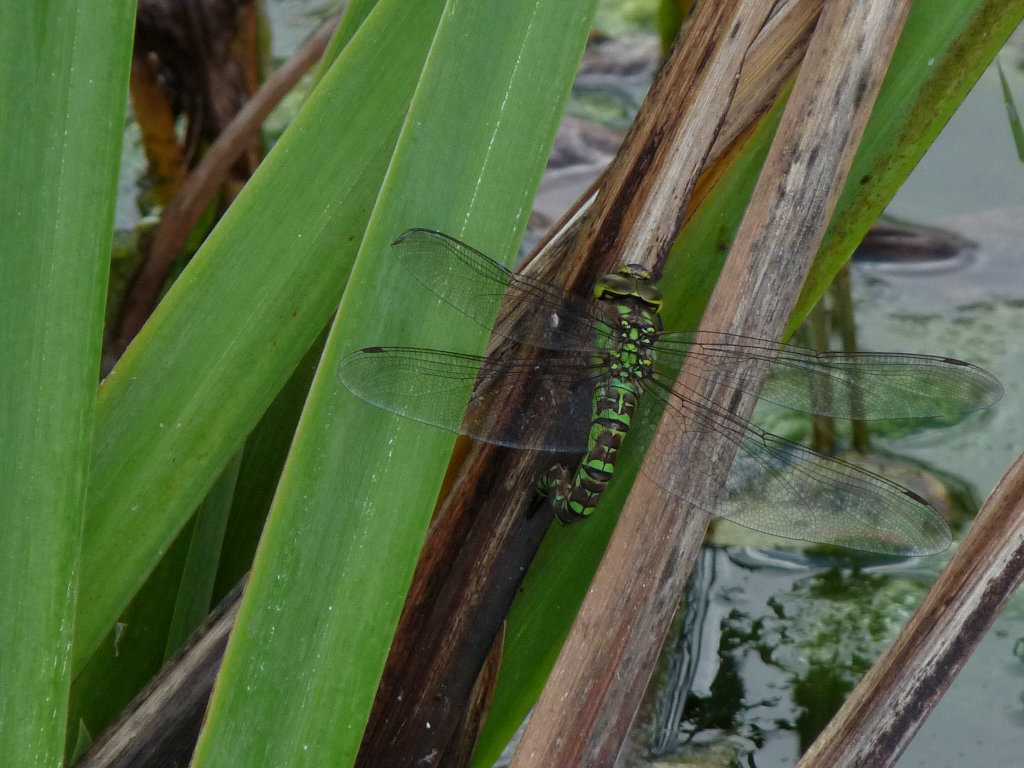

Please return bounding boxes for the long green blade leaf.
[0,3,134,765]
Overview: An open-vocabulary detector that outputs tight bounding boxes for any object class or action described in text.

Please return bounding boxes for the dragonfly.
[338,229,1002,556]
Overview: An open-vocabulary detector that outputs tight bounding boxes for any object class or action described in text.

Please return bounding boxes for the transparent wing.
[636,373,952,555]
[652,330,1002,420]
[338,346,600,451]
[392,229,611,351]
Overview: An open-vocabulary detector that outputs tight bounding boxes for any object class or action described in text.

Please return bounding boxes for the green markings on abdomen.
[541,380,639,522]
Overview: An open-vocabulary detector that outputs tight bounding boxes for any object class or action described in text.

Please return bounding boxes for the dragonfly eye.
[618,263,654,280]
[595,268,664,311]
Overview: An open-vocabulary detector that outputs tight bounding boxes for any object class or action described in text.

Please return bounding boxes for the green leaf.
[211,330,325,601]
[0,3,134,765]
[164,453,241,659]
[319,0,380,79]
[997,58,1024,163]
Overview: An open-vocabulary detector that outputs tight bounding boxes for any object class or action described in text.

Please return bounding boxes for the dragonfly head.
[595,264,663,311]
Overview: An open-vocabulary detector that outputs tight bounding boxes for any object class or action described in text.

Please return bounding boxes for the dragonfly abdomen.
[541,375,644,522]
